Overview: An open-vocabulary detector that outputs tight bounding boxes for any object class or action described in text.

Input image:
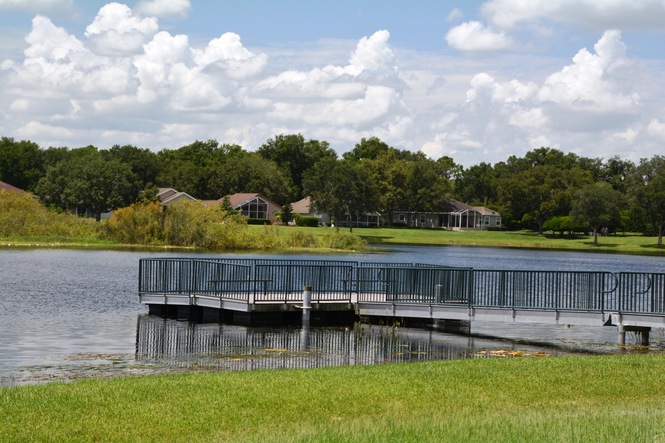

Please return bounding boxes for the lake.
[1,245,664,385]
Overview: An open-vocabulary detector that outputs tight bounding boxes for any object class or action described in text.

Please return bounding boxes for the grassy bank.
[2,354,664,442]
[4,226,665,256]
[352,227,665,255]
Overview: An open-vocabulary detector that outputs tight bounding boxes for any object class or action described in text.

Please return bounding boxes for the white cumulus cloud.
[446,21,513,51]
[85,3,159,56]
[538,30,639,111]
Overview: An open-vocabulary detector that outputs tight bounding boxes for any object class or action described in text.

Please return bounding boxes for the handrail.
[139,258,665,316]
[602,272,620,294]
[620,272,653,295]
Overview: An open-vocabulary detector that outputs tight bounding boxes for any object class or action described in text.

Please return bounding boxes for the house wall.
[235,197,281,223]
[390,210,501,230]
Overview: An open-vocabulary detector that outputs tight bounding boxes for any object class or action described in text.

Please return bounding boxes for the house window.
[484,217,490,225]
[496,218,501,226]
[239,198,268,219]
[420,215,426,224]
[399,214,405,222]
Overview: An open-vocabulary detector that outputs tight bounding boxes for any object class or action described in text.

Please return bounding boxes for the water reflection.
[135,315,567,372]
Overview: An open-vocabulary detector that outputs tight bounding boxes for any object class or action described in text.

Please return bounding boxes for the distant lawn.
[350,227,665,255]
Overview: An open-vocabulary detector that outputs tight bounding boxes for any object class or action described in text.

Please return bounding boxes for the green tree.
[628,156,665,245]
[0,137,43,191]
[571,182,624,244]
[206,153,293,203]
[258,134,336,200]
[343,137,426,162]
[407,158,452,212]
[456,162,499,205]
[303,158,379,232]
[35,150,137,220]
[104,144,161,190]
[602,156,635,193]
[499,165,591,233]
[157,140,244,198]
[280,200,293,225]
[366,151,410,226]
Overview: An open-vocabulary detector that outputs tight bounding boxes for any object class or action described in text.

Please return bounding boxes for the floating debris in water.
[473,349,551,358]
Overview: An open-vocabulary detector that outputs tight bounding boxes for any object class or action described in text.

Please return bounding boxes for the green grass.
[2,354,664,442]
[352,227,665,255]
[5,226,665,256]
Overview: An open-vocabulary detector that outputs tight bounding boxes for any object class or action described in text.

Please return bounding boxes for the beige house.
[290,196,331,225]
[157,188,197,207]
[204,193,282,223]
[390,200,501,230]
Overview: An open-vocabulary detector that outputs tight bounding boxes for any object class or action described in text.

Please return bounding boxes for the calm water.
[1,245,664,385]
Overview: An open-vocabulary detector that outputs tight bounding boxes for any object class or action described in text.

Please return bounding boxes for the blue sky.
[1,0,664,167]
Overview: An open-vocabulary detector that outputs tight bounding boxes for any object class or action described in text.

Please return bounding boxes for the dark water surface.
[1,246,664,385]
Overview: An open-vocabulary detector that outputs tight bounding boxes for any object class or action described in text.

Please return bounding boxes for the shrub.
[0,189,97,239]
[295,216,319,227]
[318,230,367,250]
[286,230,317,248]
[543,216,587,237]
[106,202,163,244]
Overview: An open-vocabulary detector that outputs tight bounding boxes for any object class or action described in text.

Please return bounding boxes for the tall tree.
[366,151,410,226]
[303,158,379,232]
[157,141,245,198]
[628,156,665,244]
[602,155,635,193]
[104,144,161,189]
[206,153,293,203]
[0,137,42,191]
[456,162,499,205]
[499,165,591,233]
[35,150,137,220]
[258,134,336,200]
[571,182,624,244]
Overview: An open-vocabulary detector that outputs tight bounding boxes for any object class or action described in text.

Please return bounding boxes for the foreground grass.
[2,354,664,442]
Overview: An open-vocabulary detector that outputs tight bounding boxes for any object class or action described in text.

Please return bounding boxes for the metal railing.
[138,258,665,315]
[470,270,617,311]
[253,263,354,303]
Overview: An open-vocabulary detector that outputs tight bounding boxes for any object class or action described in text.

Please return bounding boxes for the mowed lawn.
[249,224,665,255]
[350,227,665,255]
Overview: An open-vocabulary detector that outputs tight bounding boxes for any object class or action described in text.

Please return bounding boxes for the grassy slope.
[2,354,664,442]
[4,226,665,256]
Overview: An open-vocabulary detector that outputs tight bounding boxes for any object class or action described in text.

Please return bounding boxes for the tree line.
[1,135,665,243]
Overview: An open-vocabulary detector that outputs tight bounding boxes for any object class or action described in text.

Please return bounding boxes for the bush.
[106,200,250,248]
[247,218,271,225]
[319,230,367,250]
[295,216,319,227]
[106,202,163,244]
[543,216,588,237]
[0,189,98,239]
[286,230,317,248]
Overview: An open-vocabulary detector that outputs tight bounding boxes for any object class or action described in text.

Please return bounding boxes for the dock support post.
[618,325,651,346]
[302,285,312,325]
[301,285,312,350]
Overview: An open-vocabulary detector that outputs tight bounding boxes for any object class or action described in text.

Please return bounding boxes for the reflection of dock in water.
[134,315,521,372]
